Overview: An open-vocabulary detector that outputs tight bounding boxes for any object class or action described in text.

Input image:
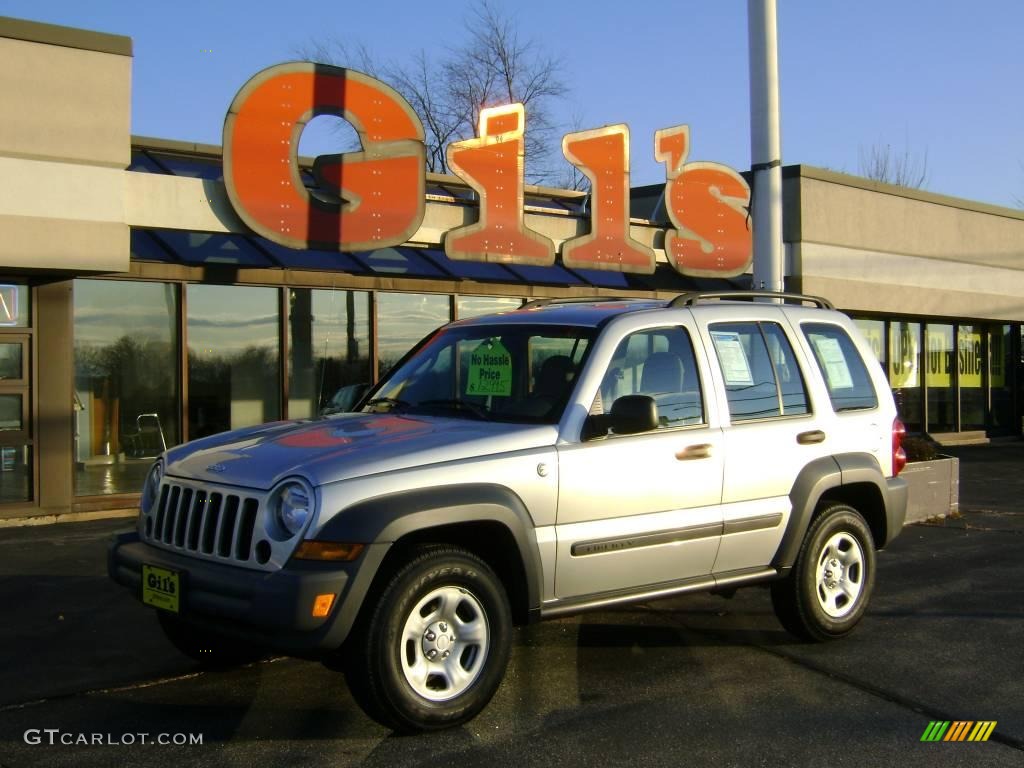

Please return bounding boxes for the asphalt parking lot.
[0,443,1021,767]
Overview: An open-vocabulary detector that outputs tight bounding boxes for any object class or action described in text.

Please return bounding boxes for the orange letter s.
[656,125,751,277]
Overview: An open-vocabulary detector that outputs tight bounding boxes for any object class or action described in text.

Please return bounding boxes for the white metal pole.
[748,0,784,296]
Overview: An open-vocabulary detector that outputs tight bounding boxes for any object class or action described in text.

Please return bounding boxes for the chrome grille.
[145,479,262,567]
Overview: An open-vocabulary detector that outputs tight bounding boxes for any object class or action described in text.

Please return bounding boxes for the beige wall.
[0,36,130,168]
[0,18,131,274]
[787,167,1024,320]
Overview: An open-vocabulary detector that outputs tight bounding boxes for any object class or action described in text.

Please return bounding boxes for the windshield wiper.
[363,397,410,412]
[415,399,490,420]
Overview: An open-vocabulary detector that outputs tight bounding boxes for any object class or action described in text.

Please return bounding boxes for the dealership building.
[1,16,1022,524]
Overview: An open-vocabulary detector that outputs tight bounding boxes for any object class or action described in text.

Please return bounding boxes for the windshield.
[362,324,595,423]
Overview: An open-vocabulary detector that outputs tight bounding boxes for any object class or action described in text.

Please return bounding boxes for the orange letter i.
[445,104,555,265]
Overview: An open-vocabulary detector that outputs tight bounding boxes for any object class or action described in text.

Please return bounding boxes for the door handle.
[676,443,712,460]
[797,430,826,445]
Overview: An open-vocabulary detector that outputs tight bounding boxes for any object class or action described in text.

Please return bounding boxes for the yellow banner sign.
[925,328,953,388]
[958,329,983,388]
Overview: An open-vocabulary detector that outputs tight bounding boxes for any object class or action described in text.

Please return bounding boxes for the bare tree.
[858,143,929,189]
[551,110,592,192]
[297,1,569,184]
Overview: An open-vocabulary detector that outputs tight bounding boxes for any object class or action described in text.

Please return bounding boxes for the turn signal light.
[312,594,335,618]
[293,541,365,561]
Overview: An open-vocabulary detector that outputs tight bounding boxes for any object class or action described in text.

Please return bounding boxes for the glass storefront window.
[853,319,886,370]
[456,296,522,320]
[187,285,280,439]
[376,293,450,376]
[0,284,30,327]
[74,280,180,496]
[989,325,1014,435]
[889,321,921,431]
[288,289,371,418]
[958,324,986,431]
[925,324,956,432]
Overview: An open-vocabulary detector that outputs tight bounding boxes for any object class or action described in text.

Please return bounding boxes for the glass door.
[0,335,32,503]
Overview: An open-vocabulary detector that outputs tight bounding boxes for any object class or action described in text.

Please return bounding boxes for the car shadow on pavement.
[0,658,388,748]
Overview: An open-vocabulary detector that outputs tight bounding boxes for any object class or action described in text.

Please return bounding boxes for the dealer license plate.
[142,565,180,613]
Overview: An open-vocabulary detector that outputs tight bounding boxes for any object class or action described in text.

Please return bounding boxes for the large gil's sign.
[223,63,752,277]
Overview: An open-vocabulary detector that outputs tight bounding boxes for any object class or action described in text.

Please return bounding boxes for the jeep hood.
[164,413,557,490]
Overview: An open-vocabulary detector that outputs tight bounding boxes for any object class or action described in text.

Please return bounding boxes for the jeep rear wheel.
[344,547,512,732]
[771,504,876,642]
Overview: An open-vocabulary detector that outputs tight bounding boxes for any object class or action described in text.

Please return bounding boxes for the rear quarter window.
[801,322,878,411]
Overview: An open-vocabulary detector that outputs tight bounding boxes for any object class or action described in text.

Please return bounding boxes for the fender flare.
[318,483,543,642]
[773,453,890,570]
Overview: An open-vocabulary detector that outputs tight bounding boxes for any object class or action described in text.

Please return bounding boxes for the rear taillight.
[892,418,907,477]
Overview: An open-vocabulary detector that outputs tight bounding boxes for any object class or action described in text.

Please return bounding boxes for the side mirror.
[609,395,658,435]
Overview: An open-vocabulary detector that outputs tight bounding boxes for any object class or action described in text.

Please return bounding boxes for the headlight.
[141,460,163,513]
[271,480,313,538]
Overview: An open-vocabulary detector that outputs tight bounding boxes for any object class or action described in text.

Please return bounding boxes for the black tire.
[343,546,512,732]
[771,504,876,642]
[156,611,267,668]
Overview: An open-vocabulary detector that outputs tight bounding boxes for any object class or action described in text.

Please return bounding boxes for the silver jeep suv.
[109,291,908,731]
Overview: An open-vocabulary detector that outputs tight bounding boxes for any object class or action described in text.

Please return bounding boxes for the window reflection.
[376,293,450,375]
[853,319,885,369]
[73,280,180,496]
[456,296,522,320]
[0,285,29,327]
[288,289,371,418]
[188,285,280,438]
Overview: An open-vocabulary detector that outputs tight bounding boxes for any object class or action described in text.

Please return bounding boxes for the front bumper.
[108,532,366,655]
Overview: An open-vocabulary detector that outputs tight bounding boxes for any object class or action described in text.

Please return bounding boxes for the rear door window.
[709,321,809,421]
[801,323,878,411]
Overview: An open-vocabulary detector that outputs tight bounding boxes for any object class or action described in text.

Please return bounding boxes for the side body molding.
[318,483,544,616]
[774,453,897,570]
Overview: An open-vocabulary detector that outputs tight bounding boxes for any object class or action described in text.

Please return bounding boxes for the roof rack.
[669,291,834,310]
[520,296,640,310]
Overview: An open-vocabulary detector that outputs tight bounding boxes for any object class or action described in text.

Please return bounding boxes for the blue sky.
[6,0,1023,207]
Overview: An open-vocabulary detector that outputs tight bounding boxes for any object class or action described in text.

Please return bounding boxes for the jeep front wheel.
[771,504,876,642]
[344,547,512,732]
